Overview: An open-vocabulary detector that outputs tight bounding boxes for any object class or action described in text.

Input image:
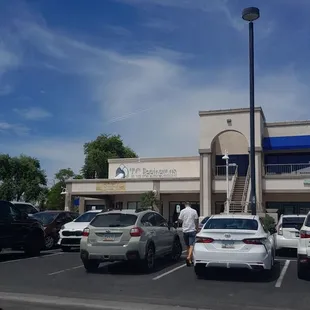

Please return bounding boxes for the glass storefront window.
[168,201,200,223]
[266,202,310,220]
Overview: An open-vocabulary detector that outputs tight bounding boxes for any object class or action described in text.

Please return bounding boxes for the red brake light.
[196,237,214,243]
[300,230,310,239]
[82,228,90,237]
[243,238,264,245]
[130,227,143,237]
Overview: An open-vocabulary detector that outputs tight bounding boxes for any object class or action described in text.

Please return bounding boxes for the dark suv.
[0,200,45,256]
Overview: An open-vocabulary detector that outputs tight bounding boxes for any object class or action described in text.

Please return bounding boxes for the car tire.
[297,259,308,280]
[44,236,55,250]
[142,244,155,273]
[61,246,71,252]
[194,264,205,279]
[83,259,100,272]
[171,238,182,261]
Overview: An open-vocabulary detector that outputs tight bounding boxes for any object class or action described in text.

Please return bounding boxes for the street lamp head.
[222,154,229,160]
[242,7,260,22]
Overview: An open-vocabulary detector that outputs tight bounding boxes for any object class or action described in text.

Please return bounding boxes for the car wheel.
[61,246,71,252]
[83,259,100,272]
[194,264,205,279]
[142,245,155,273]
[44,236,55,250]
[297,259,308,280]
[171,238,182,261]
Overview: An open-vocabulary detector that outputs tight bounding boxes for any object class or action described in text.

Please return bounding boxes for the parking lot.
[0,248,309,310]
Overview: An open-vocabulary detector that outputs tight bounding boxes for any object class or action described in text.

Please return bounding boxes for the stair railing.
[241,166,250,212]
[228,165,238,202]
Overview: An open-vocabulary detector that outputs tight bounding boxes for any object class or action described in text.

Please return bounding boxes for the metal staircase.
[229,176,247,212]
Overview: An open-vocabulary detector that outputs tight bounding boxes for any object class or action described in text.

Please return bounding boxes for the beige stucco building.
[66,107,310,222]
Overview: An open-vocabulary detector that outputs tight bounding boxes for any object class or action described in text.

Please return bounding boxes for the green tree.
[140,191,160,211]
[46,168,79,210]
[0,154,47,202]
[82,134,137,179]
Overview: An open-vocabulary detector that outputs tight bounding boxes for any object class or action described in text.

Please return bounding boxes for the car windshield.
[74,212,100,223]
[204,218,258,230]
[32,212,59,225]
[91,213,137,227]
[13,203,38,214]
[282,217,305,229]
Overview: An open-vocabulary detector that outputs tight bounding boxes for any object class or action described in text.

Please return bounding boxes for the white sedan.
[193,214,275,277]
[58,209,102,251]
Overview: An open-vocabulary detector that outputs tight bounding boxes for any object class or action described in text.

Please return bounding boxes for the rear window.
[200,217,210,225]
[204,218,258,230]
[282,217,305,229]
[305,216,310,227]
[90,213,137,227]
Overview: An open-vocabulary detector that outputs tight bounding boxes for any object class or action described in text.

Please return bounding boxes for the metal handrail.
[214,165,237,176]
[241,166,250,206]
[265,163,310,175]
[228,165,238,202]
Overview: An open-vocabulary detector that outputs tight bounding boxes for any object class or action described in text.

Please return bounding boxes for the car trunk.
[198,229,260,253]
[88,213,138,247]
[282,217,305,239]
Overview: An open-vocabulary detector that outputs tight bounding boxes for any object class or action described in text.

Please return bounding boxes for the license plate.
[222,241,235,249]
[103,234,115,241]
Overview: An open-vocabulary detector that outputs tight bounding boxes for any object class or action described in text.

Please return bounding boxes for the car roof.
[85,209,103,213]
[103,209,152,215]
[281,214,307,218]
[210,214,258,220]
[11,201,34,205]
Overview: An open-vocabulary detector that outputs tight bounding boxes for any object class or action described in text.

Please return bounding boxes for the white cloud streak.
[13,107,52,120]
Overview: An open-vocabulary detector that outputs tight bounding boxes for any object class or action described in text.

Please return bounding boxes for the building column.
[200,152,212,217]
[255,151,263,213]
[79,197,85,214]
[64,193,72,211]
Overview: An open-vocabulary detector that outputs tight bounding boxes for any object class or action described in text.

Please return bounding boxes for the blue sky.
[0,0,310,183]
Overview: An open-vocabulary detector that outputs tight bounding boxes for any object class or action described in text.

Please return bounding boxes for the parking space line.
[275,259,290,288]
[48,265,84,276]
[153,264,186,280]
[0,252,63,264]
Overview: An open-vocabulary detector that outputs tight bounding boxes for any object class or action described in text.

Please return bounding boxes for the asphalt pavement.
[0,248,309,310]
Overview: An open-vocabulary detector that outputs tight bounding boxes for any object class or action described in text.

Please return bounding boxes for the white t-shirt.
[178,207,199,233]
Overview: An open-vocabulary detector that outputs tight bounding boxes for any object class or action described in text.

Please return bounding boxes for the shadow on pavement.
[197,261,282,283]
[0,251,57,263]
[90,257,183,276]
[276,248,297,258]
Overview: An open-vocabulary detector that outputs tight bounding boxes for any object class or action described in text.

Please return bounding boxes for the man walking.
[178,202,199,266]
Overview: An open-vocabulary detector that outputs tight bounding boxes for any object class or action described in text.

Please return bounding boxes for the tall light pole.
[242,7,260,216]
[222,151,230,214]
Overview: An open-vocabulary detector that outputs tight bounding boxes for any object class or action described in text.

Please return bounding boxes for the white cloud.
[13,107,52,120]
[0,121,29,135]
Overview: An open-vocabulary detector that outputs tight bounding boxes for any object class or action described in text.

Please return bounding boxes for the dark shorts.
[183,231,196,247]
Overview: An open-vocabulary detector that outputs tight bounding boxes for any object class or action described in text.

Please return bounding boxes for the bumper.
[80,241,145,262]
[193,249,271,270]
[276,236,298,250]
[58,237,81,247]
[298,254,310,267]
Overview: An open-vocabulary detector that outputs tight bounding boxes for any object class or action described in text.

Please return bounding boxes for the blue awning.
[263,135,310,151]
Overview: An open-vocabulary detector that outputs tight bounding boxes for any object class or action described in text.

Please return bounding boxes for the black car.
[0,200,45,256]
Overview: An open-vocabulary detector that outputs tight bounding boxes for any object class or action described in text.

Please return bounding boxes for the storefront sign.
[96,182,126,191]
[130,167,177,178]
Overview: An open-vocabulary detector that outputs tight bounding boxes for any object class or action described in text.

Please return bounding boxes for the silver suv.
[80,209,182,272]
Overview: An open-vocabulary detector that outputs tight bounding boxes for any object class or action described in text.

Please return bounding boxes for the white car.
[58,210,102,251]
[297,212,310,279]
[275,214,306,252]
[193,214,275,277]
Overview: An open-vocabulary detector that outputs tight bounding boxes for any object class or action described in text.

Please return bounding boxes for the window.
[204,218,258,230]
[282,217,306,230]
[155,213,167,227]
[69,212,79,220]
[305,216,310,227]
[259,218,268,233]
[0,201,11,218]
[91,213,137,227]
[141,213,156,226]
[75,212,100,223]
[32,212,58,225]
[127,201,141,210]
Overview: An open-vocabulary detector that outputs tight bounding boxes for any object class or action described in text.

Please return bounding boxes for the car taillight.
[82,228,90,237]
[243,238,264,245]
[195,237,214,243]
[300,230,310,238]
[130,227,143,237]
[278,225,283,236]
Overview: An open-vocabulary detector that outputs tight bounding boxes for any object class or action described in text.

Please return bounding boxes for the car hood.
[61,221,89,231]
